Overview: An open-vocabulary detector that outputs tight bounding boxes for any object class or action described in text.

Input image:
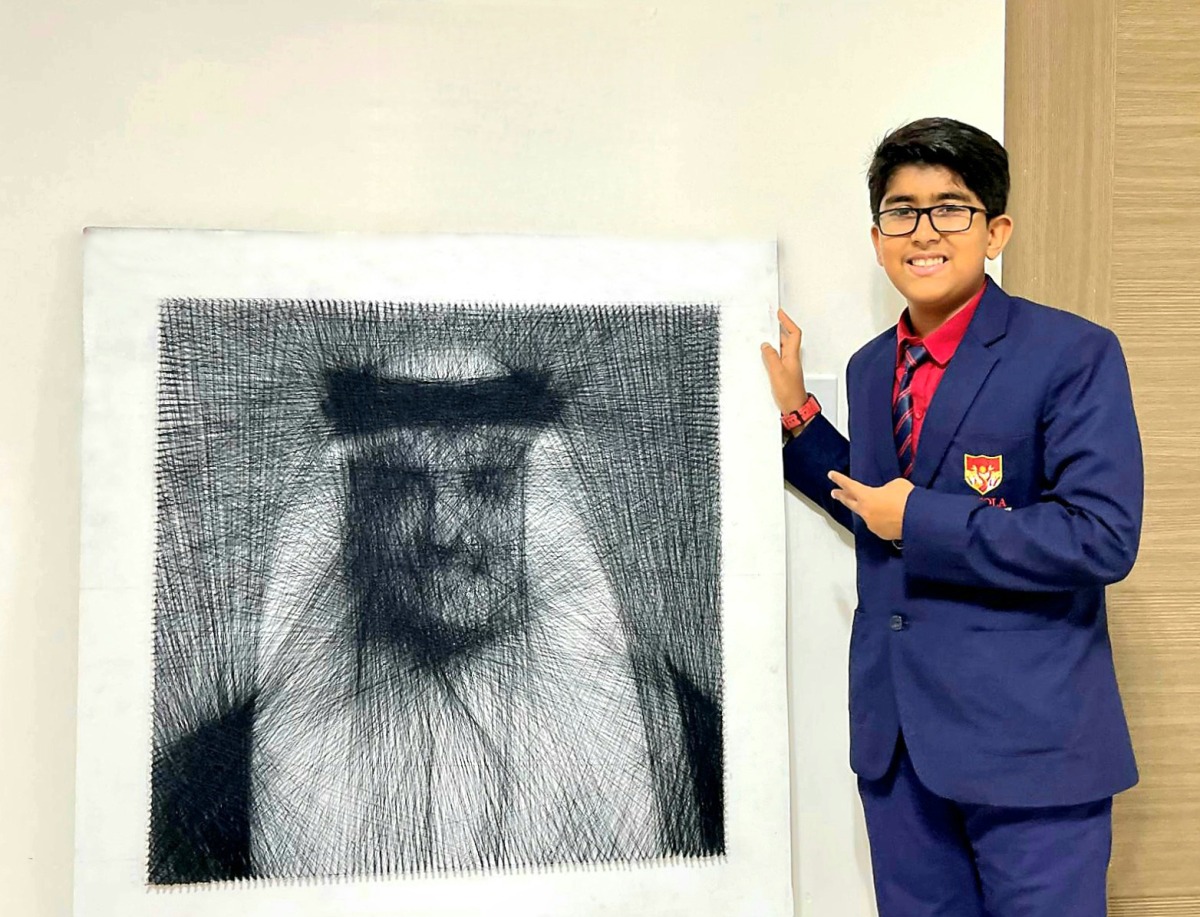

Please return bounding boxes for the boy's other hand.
[828,472,915,541]
[760,309,808,414]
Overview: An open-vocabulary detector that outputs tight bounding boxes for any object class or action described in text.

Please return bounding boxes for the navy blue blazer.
[784,280,1142,807]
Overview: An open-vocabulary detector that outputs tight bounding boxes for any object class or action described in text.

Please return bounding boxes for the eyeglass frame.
[872,204,991,237]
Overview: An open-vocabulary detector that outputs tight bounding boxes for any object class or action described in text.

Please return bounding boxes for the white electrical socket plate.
[803,374,839,429]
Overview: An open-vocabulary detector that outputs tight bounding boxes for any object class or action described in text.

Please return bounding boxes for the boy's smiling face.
[871,164,1012,327]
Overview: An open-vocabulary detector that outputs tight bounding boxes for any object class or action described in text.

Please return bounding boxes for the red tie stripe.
[893,343,929,478]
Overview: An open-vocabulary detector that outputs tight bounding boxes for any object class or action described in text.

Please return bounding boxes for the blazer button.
[890,614,905,631]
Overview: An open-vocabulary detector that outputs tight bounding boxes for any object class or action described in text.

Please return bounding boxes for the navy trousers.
[857,736,1113,917]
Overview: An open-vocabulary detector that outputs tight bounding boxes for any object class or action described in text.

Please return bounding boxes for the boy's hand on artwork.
[828,472,914,541]
[760,309,808,414]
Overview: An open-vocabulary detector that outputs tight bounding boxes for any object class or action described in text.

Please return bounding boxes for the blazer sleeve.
[903,328,1143,592]
[782,413,854,533]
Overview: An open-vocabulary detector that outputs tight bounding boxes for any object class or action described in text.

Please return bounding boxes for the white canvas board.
[76,228,790,917]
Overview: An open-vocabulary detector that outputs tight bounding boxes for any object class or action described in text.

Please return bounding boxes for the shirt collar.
[896,277,989,367]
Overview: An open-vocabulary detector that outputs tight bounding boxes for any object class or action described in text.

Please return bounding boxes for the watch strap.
[781,393,821,430]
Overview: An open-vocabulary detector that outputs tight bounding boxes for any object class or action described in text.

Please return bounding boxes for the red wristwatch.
[781,393,821,431]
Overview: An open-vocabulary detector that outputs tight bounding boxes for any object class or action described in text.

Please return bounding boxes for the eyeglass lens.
[878,206,976,235]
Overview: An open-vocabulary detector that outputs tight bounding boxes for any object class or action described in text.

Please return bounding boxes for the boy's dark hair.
[867,117,1009,217]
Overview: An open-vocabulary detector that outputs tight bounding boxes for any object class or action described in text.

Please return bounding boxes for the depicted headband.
[321,366,565,435]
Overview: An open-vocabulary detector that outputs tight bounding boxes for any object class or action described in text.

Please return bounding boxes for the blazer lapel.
[864,335,903,482]
[909,281,1011,488]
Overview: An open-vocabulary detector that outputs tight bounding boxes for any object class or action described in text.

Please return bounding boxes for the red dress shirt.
[893,279,988,457]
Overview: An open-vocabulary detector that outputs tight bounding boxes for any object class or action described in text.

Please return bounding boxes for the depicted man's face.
[344,426,534,662]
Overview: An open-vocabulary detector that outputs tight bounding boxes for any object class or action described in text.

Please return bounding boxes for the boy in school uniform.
[762,117,1142,916]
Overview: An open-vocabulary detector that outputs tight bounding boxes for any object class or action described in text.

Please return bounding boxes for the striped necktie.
[893,342,929,479]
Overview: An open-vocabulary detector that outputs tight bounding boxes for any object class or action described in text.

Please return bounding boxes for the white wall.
[0,1,1003,914]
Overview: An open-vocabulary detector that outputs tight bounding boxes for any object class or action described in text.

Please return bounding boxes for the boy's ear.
[986,214,1014,260]
[870,225,884,266]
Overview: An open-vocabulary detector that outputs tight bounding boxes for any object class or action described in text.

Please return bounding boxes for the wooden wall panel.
[1007,0,1200,911]
[1108,0,1200,901]
[1112,899,1200,917]
[1004,0,1115,323]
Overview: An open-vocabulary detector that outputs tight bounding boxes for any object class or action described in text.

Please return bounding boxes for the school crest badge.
[964,453,1003,496]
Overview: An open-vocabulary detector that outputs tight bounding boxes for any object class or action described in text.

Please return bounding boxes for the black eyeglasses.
[874,205,989,237]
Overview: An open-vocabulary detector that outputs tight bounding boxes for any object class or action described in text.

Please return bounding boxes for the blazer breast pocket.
[944,429,1038,508]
